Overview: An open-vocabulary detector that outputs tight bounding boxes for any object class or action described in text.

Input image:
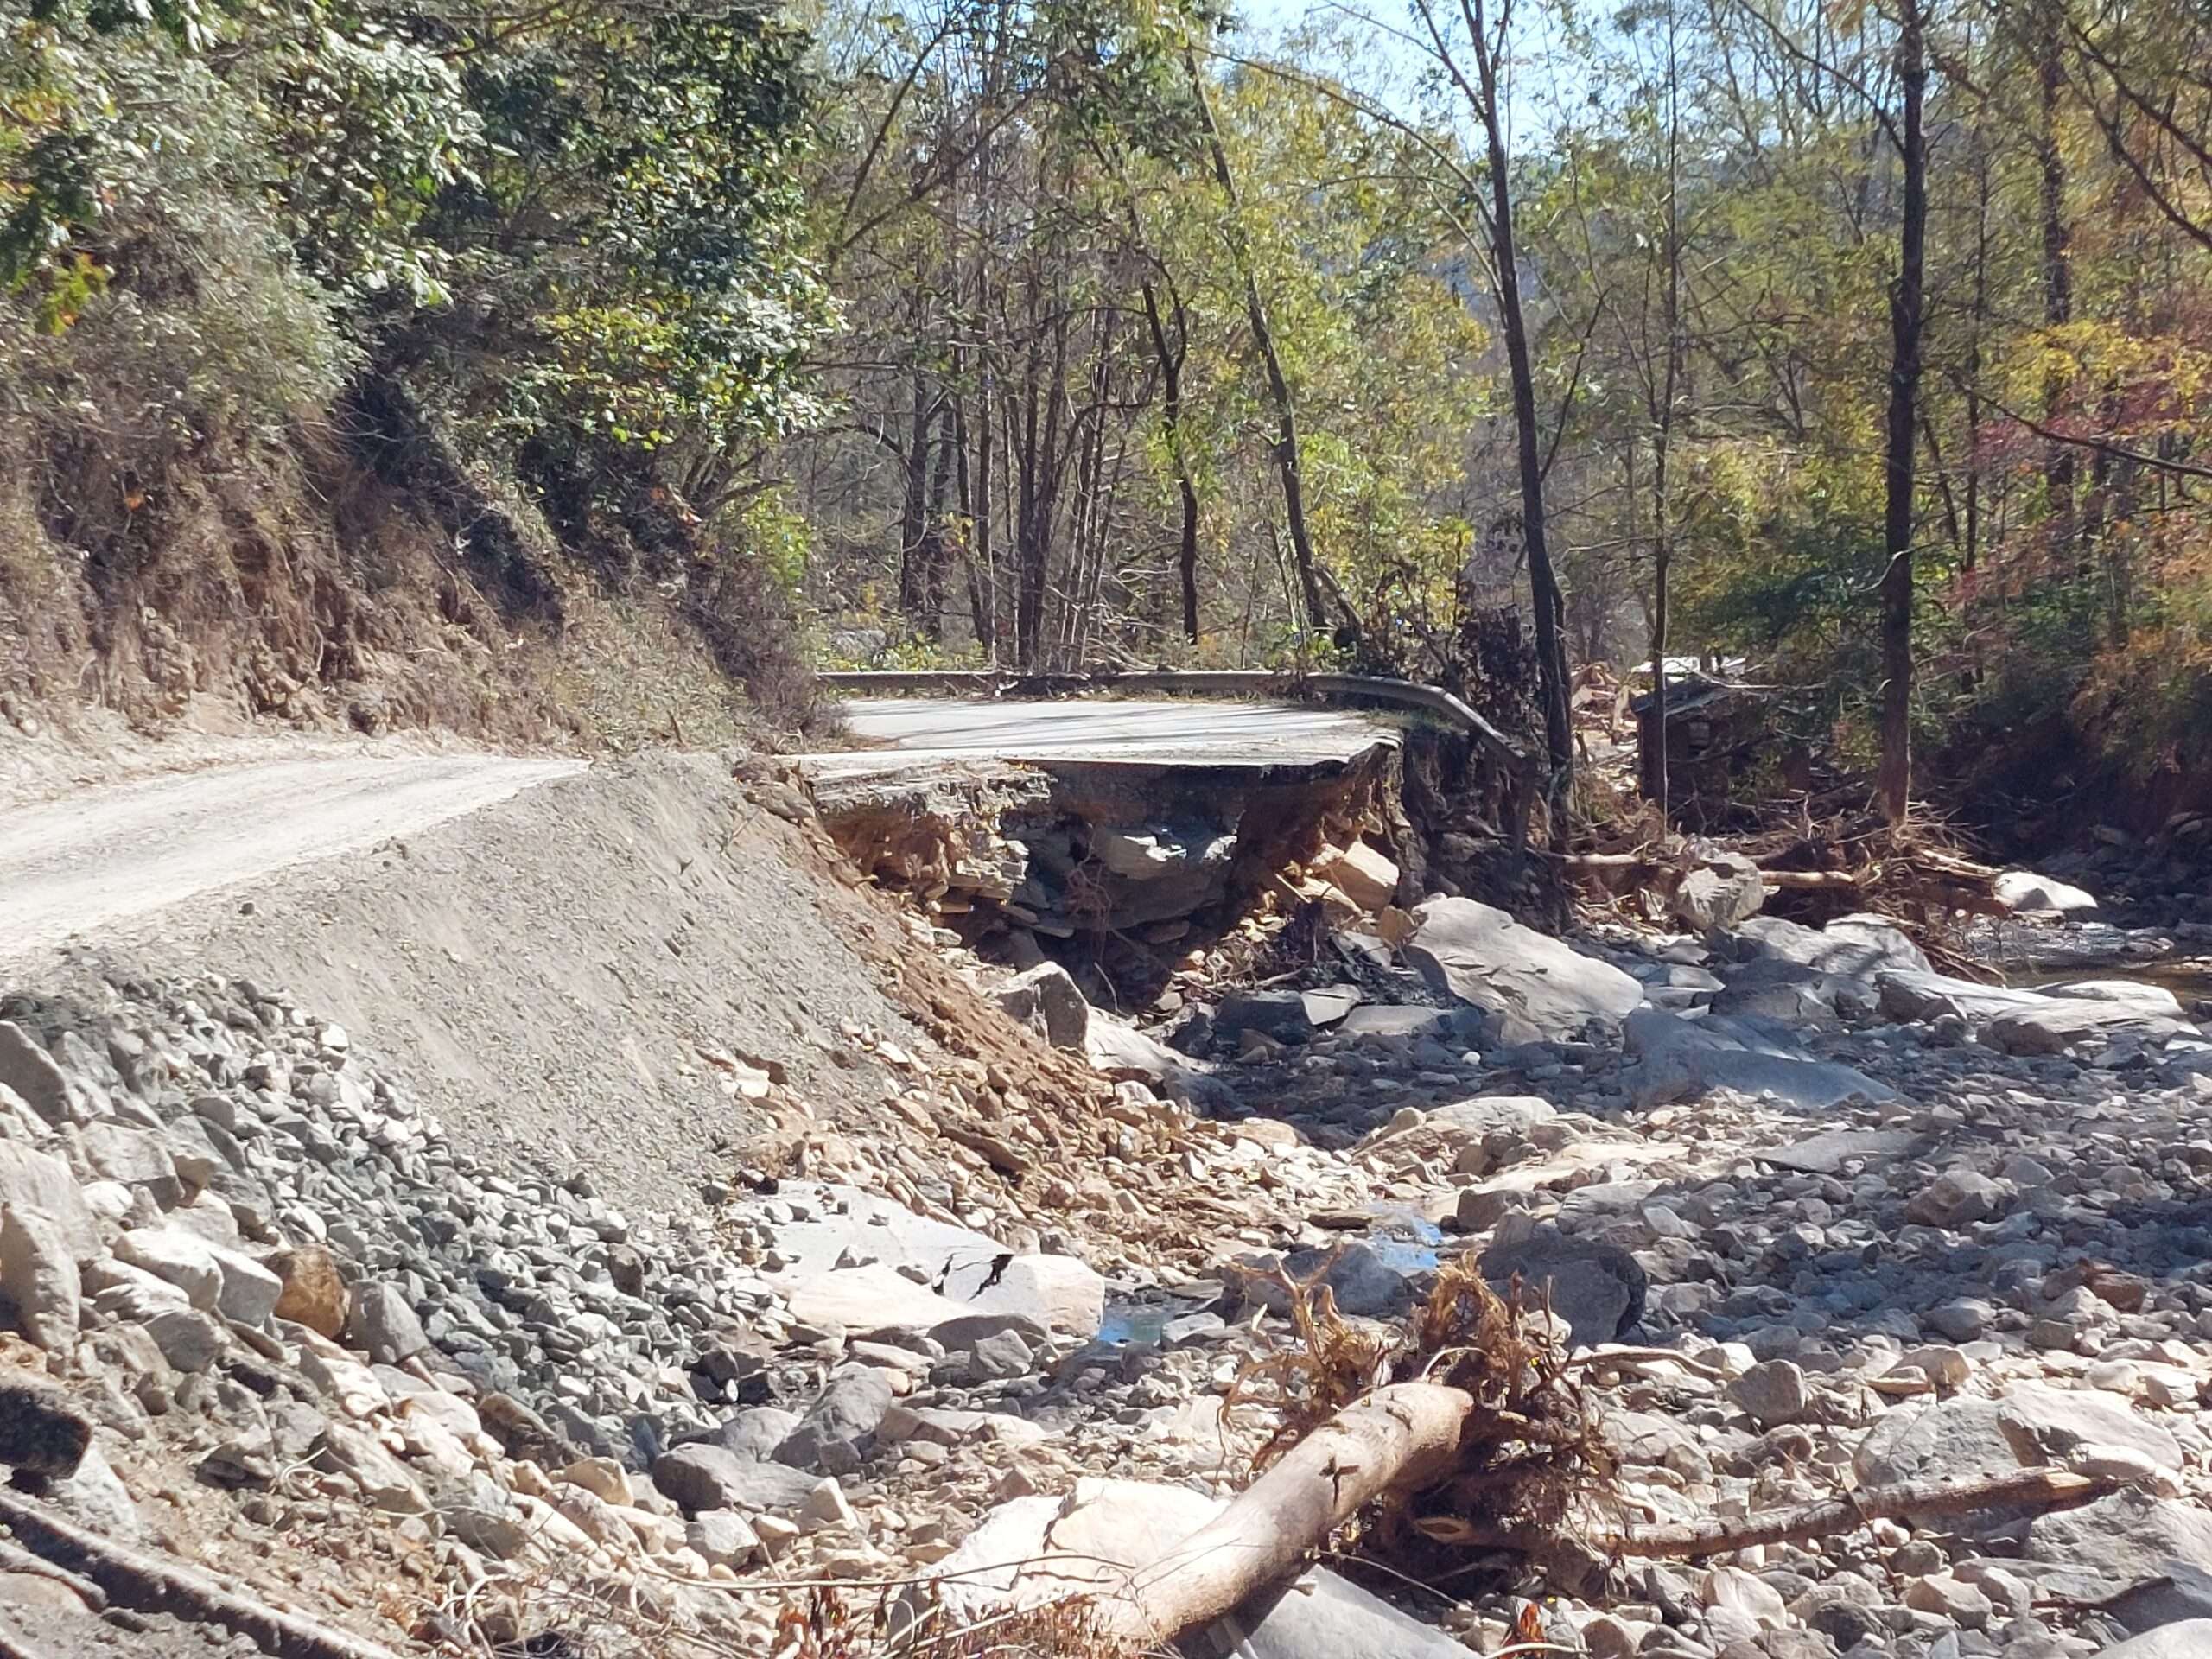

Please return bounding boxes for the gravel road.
[0,751,584,955]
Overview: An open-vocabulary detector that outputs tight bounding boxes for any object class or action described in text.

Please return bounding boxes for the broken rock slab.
[1984,995,2200,1056]
[1309,840,1399,912]
[1716,913,1929,977]
[1624,1008,1893,1112]
[1404,898,1644,1043]
[772,1262,1047,1349]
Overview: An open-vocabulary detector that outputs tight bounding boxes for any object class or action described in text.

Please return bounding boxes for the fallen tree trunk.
[1418,1466,2113,1560]
[1088,1382,1472,1650]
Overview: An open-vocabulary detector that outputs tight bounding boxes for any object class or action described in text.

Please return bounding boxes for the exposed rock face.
[1404,899,1644,1042]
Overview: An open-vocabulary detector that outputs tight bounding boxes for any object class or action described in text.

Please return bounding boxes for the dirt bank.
[8,750,928,1220]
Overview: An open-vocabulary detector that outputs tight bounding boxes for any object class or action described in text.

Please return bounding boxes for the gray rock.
[0,1147,99,1263]
[775,1369,894,1473]
[1927,1298,1996,1342]
[115,1229,221,1310]
[1718,913,1929,976]
[1481,1230,1645,1344]
[992,963,1090,1050]
[1625,1007,1892,1111]
[0,1025,68,1125]
[1405,899,1644,1042]
[1213,990,1318,1046]
[74,1124,181,1209]
[316,1421,429,1513]
[0,1205,79,1352]
[965,1330,1034,1380]
[687,1510,760,1568]
[652,1444,822,1516]
[1998,1382,2183,1471]
[1672,856,1765,932]
[698,1407,802,1461]
[2099,1622,2212,1658]
[1730,1360,1810,1427]
[348,1282,429,1364]
[35,1442,140,1542]
[1855,1397,2024,1489]
[2025,1493,2212,1603]
[142,1308,226,1372]
[1906,1169,2009,1229]
[1986,998,2197,1055]
[1763,1128,1927,1175]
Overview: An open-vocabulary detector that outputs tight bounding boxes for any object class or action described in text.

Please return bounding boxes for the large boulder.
[1855,1397,2025,1489]
[0,1206,79,1353]
[991,963,1090,1050]
[774,1368,894,1475]
[1404,899,1643,1042]
[2025,1491,2212,1605]
[652,1443,822,1516]
[0,1149,98,1264]
[1480,1230,1646,1345]
[774,1262,1044,1348]
[1624,1008,1892,1111]
[0,1026,69,1126]
[956,1254,1106,1343]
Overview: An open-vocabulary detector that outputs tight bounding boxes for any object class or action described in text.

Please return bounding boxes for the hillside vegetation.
[8,0,2212,831]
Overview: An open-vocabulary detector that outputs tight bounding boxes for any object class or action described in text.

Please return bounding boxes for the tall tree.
[1877,0,1929,823]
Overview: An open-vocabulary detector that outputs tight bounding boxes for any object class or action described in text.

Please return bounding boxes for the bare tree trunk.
[1877,0,1928,826]
[1183,48,1332,641]
[1461,0,1575,829]
[2037,15,2075,558]
[1649,0,1684,819]
[1089,1385,1473,1650]
[1140,277,1203,645]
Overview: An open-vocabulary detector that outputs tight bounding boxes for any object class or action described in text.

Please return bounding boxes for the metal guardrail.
[817,668,1527,771]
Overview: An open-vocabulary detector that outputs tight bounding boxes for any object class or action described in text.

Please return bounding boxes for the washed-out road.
[804,696,1397,780]
[0,751,585,956]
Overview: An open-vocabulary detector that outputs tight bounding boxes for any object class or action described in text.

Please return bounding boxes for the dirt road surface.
[0,751,585,955]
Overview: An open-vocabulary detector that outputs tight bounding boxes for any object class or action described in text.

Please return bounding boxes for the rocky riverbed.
[0,818,2208,1658]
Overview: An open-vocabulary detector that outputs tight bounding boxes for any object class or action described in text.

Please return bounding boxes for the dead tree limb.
[1419,1467,2113,1560]
[0,1486,410,1659]
[1088,1382,1473,1649]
